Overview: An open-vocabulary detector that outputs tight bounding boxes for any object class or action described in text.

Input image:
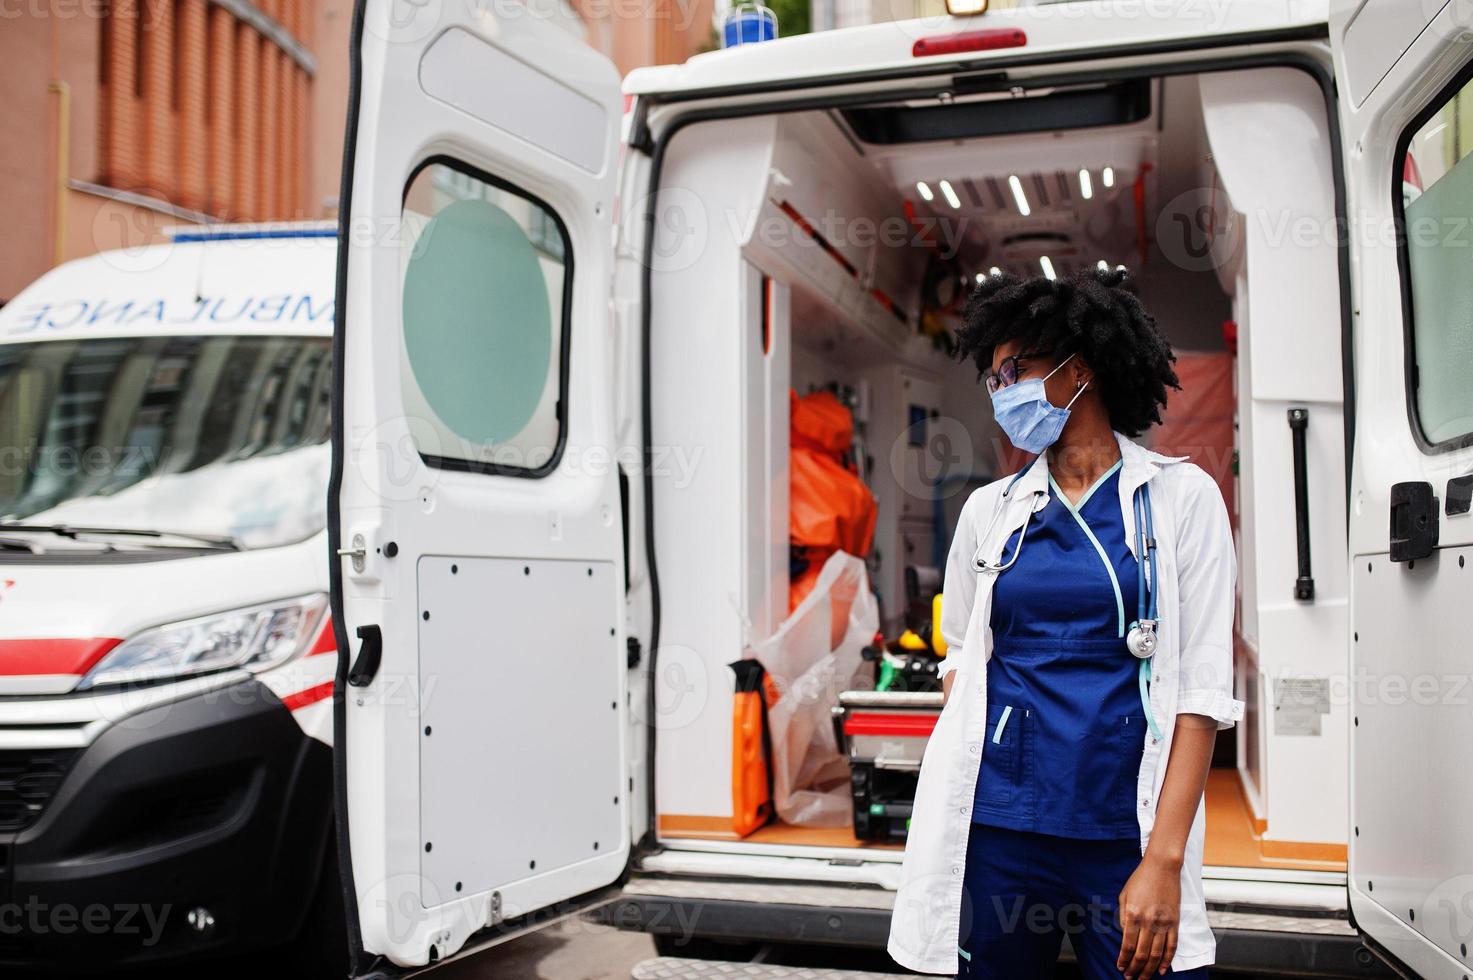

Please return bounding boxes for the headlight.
[79,594,329,690]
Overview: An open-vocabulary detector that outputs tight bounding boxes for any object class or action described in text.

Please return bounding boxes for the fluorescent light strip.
[989,266,1002,277]
[1079,169,1093,200]
[1102,167,1115,188]
[939,179,962,210]
[1040,256,1056,280]
[1008,175,1030,216]
[1097,259,1109,272]
[916,181,934,201]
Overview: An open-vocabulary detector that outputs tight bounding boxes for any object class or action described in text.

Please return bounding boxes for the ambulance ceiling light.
[939,180,962,210]
[1008,175,1030,216]
[1040,256,1056,280]
[1103,166,1116,188]
[916,181,935,202]
[1079,169,1093,200]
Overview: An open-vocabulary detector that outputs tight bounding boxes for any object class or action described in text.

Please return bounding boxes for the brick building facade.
[0,0,716,301]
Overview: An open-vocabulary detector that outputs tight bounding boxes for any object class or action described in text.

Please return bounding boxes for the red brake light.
[912,28,1027,58]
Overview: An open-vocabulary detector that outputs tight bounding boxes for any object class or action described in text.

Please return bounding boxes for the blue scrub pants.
[958,822,1210,979]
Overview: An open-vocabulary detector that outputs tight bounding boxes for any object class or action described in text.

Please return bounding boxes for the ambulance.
[0,226,345,973]
[328,0,1473,975]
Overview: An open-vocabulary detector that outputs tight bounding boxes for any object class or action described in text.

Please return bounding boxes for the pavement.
[432,919,658,980]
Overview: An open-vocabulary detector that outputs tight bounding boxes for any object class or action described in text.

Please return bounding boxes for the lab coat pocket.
[974,702,1019,807]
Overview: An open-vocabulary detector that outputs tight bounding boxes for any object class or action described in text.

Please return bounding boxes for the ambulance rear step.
[631,959,910,979]
[604,876,1396,978]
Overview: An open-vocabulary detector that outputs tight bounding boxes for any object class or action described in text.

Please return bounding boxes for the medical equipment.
[989,354,1090,454]
[971,465,1165,739]
[1127,484,1159,659]
[974,469,1159,648]
[970,470,1046,574]
[833,690,944,841]
[1128,484,1165,739]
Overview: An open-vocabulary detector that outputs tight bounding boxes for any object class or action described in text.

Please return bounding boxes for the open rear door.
[330,1,626,970]
[1333,2,1473,976]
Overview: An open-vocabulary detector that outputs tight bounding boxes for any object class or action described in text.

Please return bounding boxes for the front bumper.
[0,679,333,971]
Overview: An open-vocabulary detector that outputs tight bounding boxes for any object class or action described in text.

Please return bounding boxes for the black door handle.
[1389,481,1438,562]
[1288,408,1315,601]
[348,624,383,687]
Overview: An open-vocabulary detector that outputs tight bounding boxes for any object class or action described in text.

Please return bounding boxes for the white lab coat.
[888,432,1244,975]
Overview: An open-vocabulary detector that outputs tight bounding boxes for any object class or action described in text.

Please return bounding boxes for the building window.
[96,0,314,221]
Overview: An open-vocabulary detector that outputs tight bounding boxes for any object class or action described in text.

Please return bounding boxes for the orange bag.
[729,658,776,837]
[789,390,877,611]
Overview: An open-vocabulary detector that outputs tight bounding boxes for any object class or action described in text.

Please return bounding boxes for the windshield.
[0,335,331,550]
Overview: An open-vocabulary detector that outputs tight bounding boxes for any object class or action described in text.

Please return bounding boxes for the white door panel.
[1334,3,1473,976]
[332,0,625,969]
[1334,0,1454,107]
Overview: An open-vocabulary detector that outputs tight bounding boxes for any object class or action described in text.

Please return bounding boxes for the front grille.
[0,749,78,833]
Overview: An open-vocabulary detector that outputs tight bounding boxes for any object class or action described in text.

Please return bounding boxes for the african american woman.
[888,268,1243,979]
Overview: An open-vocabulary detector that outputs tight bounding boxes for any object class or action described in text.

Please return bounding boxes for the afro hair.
[955,267,1179,437]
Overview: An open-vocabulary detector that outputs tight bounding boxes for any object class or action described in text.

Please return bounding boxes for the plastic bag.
[752,551,878,827]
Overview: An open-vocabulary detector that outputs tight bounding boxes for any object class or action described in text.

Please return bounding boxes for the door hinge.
[626,636,642,669]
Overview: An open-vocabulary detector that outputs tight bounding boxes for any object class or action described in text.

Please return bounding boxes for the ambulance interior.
[649,65,1350,878]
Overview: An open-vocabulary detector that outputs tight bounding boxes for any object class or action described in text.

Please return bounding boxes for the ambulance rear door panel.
[1331,0,1473,976]
[332,0,627,970]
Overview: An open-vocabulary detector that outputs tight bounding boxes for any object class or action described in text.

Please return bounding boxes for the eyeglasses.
[984,350,1054,395]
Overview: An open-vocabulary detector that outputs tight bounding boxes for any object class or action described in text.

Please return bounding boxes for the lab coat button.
[1140,797,1150,807]
[951,866,962,876]
[969,744,980,755]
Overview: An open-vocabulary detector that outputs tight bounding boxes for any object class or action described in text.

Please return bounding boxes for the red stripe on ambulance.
[281,681,334,711]
[0,637,122,676]
[305,619,337,656]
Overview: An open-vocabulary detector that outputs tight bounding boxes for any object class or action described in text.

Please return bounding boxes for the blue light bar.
[169,227,337,243]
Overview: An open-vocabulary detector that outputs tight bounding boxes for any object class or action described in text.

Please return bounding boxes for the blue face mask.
[990,353,1088,454]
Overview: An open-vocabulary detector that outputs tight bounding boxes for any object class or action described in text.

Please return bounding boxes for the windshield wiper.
[0,523,241,551]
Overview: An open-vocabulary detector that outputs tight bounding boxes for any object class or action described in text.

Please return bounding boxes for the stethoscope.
[978,465,1160,642]
[971,469,1043,576]
[974,465,1164,738]
[973,468,1159,645]
[1126,483,1159,659]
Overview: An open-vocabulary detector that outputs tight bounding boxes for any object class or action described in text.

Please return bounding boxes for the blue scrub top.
[972,460,1147,839]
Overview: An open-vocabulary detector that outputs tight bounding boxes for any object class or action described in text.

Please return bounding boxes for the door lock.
[337,533,367,573]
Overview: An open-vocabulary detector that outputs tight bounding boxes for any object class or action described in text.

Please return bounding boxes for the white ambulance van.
[331,0,1473,976]
[0,226,345,973]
